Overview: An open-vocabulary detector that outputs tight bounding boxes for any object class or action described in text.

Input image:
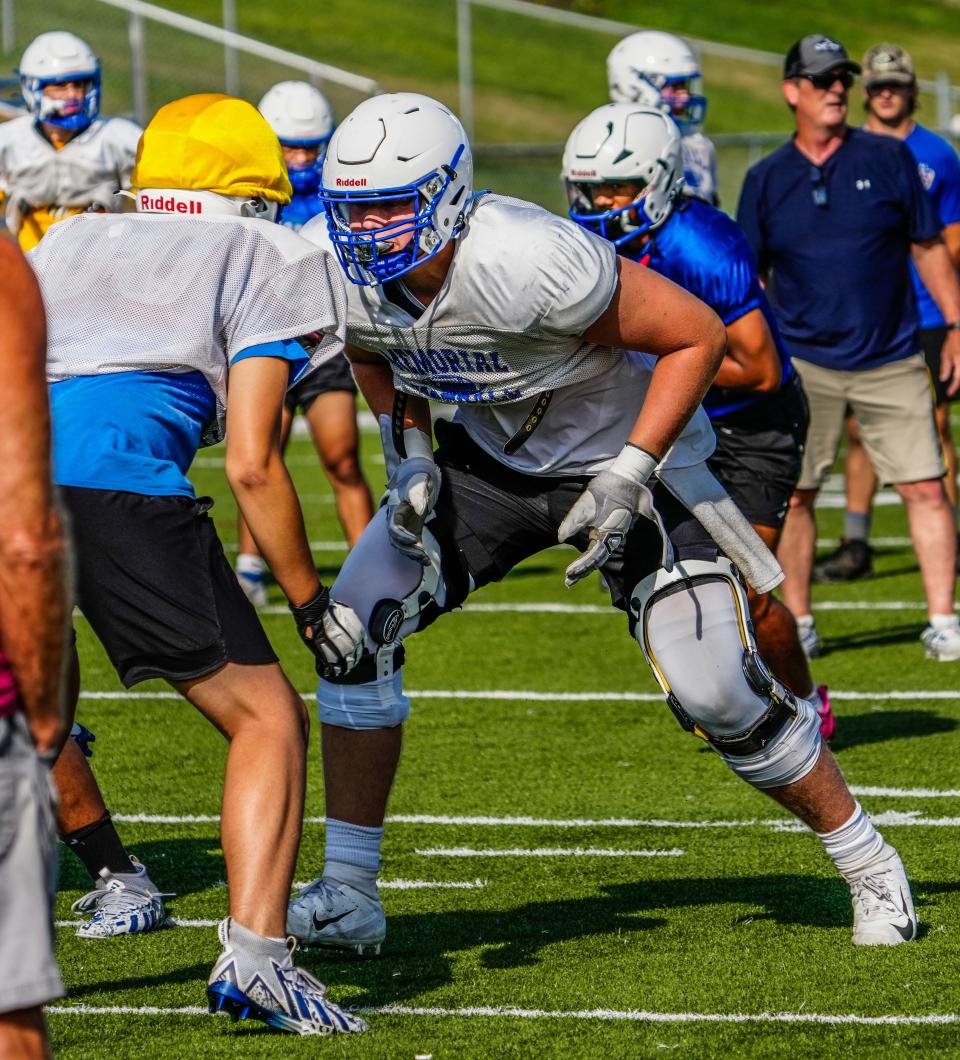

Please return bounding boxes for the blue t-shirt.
[737,127,941,371]
[634,197,793,418]
[50,339,310,497]
[905,123,960,330]
[282,189,324,232]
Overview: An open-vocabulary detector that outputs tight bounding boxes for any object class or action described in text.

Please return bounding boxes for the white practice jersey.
[681,129,719,206]
[30,212,346,442]
[0,114,140,210]
[302,193,714,477]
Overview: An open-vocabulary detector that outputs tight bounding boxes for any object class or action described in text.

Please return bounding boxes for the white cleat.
[286,877,385,956]
[797,616,821,660]
[71,857,172,939]
[207,919,367,1036]
[850,847,918,946]
[236,568,268,609]
[921,620,960,662]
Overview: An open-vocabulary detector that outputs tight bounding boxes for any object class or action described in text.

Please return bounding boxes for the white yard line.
[44,1003,960,1026]
[81,688,960,703]
[415,847,684,857]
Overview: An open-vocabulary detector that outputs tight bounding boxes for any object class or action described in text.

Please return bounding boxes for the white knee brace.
[316,509,447,729]
[631,556,821,788]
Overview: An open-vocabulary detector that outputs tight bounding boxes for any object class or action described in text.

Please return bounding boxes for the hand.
[385,428,440,564]
[290,587,365,678]
[940,328,960,398]
[557,445,672,587]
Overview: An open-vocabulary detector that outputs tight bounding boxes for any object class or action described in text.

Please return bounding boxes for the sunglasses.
[866,81,908,96]
[810,166,828,208]
[802,69,855,91]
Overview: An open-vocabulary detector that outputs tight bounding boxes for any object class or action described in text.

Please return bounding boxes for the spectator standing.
[737,34,960,661]
[817,44,960,582]
[0,236,69,1058]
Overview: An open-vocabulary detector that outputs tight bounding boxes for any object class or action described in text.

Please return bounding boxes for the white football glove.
[290,588,365,678]
[385,427,441,565]
[558,444,673,587]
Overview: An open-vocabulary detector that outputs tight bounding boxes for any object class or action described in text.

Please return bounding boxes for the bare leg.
[763,747,855,833]
[748,523,813,695]
[936,403,958,508]
[0,1008,50,1060]
[897,477,957,617]
[322,724,402,827]
[306,392,375,548]
[174,661,307,937]
[777,489,818,620]
[844,413,879,518]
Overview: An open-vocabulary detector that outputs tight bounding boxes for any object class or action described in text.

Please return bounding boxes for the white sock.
[805,686,822,711]
[816,802,887,882]
[225,918,290,978]
[236,553,267,577]
[324,818,383,898]
[928,612,959,631]
[796,614,815,630]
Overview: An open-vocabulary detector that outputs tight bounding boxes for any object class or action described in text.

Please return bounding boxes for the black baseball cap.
[783,35,862,80]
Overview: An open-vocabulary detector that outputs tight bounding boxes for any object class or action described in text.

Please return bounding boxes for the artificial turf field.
[49,418,960,1058]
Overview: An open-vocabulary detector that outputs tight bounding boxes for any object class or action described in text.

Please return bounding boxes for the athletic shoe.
[207,918,367,1036]
[849,846,918,946]
[812,539,873,583]
[797,616,821,660]
[815,684,835,741]
[71,857,171,938]
[236,568,268,609]
[286,877,385,955]
[921,619,960,662]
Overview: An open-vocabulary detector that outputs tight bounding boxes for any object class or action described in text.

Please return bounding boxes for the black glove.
[289,586,364,679]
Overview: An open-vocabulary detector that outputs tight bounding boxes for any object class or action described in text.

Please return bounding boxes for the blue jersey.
[282,188,324,232]
[50,340,309,497]
[905,123,960,330]
[737,128,940,371]
[635,197,793,418]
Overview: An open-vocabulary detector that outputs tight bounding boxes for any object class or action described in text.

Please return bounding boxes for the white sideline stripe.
[255,600,949,615]
[289,878,486,891]
[224,539,345,552]
[851,785,960,798]
[109,811,960,829]
[82,689,960,703]
[415,847,684,857]
[44,1003,960,1026]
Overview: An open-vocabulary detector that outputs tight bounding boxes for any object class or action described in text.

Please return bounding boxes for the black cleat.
[812,539,873,583]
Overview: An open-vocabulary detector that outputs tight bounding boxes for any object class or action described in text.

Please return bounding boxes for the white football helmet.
[561,103,684,247]
[320,92,473,286]
[19,31,100,132]
[607,31,706,130]
[258,81,334,193]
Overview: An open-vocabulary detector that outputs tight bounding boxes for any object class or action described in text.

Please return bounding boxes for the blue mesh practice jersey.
[632,197,793,418]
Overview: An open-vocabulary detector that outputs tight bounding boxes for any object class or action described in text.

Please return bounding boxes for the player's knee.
[317,666,410,729]
[323,451,365,488]
[630,556,822,787]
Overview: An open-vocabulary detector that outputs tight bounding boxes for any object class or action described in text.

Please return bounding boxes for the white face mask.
[135,187,279,221]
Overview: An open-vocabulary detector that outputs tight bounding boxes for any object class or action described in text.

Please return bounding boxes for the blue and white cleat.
[71,857,171,938]
[207,918,367,1036]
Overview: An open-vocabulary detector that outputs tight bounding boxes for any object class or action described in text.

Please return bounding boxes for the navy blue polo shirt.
[737,127,940,371]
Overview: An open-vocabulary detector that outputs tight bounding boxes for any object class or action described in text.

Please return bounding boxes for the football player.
[562,103,833,738]
[607,30,719,205]
[1,31,140,250]
[287,93,916,958]
[233,81,374,608]
[28,93,365,1037]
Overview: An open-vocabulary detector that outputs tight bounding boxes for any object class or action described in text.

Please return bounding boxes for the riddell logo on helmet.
[570,169,599,178]
[138,193,203,214]
[336,177,368,187]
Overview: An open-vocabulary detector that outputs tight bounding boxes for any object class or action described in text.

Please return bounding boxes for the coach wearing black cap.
[737,34,960,662]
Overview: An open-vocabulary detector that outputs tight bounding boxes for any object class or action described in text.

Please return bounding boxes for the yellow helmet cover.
[132,93,292,204]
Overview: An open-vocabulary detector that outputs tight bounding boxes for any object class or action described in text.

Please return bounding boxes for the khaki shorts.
[0,714,64,1015]
[794,354,944,490]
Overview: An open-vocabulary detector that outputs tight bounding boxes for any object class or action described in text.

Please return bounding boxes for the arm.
[582,255,727,458]
[224,356,320,607]
[348,342,433,437]
[944,222,960,269]
[0,237,68,754]
[912,237,960,396]
[714,308,781,393]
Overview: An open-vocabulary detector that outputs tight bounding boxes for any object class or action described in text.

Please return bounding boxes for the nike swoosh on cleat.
[891,890,916,941]
[312,909,353,931]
